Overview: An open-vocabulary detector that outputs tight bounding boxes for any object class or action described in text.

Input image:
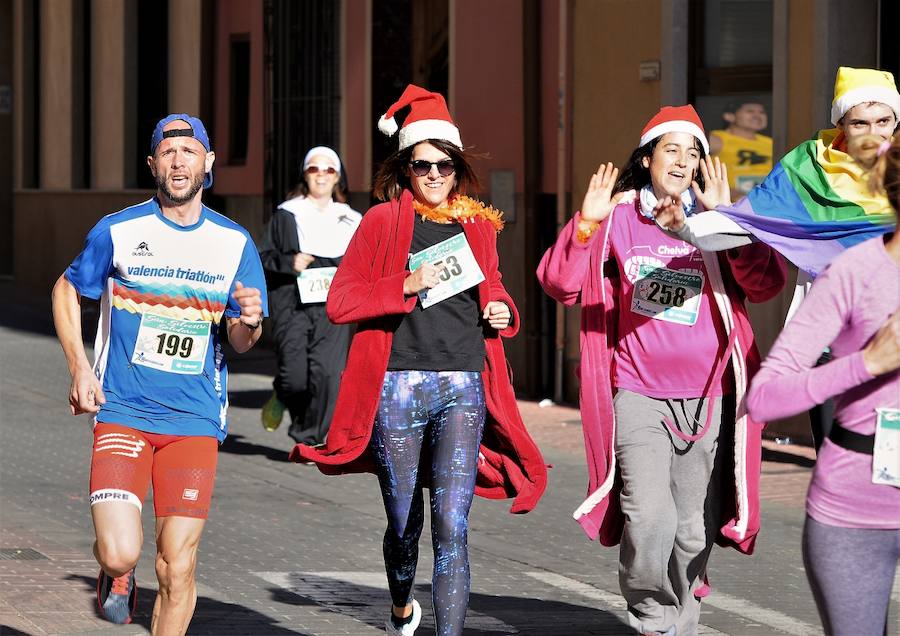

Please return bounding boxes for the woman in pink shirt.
[538,106,786,635]
[746,138,900,636]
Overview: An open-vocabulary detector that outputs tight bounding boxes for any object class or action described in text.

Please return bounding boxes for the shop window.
[689,0,773,135]
[879,0,900,81]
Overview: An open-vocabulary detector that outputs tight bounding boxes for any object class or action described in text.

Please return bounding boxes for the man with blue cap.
[51,114,268,632]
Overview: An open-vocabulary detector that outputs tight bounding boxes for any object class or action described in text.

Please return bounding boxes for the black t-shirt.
[387,219,486,372]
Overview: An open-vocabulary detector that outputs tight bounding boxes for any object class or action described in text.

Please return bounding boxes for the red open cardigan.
[289,190,548,514]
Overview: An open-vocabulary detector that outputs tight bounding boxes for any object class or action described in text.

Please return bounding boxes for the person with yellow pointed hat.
[831,66,900,132]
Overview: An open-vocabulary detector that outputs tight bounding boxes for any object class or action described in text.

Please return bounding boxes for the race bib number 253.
[408,234,484,309]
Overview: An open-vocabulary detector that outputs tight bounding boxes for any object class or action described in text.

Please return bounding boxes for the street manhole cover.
[0,548,48,561]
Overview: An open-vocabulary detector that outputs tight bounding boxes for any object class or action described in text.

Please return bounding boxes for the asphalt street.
[1,286,896,635]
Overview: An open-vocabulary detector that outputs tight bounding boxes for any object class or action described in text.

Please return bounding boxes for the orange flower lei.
[412,195,505,232]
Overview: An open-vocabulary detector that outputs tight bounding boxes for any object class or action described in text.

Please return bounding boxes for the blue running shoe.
[96,568,137,624]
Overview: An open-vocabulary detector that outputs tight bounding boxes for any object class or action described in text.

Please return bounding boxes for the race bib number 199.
[630,264,704,326]
[132,313,210,374]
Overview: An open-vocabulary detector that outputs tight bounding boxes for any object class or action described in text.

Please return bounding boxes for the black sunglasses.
[409,159,456,177]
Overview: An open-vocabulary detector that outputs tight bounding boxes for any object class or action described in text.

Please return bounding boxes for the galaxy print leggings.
[369,370,486,636]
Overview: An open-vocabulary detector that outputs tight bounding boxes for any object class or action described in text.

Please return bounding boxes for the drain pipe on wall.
[553,0,571,405]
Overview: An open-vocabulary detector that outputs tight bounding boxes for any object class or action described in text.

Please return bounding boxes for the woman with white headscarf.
[259,146,362,445]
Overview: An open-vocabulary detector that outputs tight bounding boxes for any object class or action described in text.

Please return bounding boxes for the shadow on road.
[220,433,292,463]
[267,572,628,635]
[66,574,309,635]
[761,447,815,468]
[3,283,279,376]
[228,389,273,409]
[3,288,75,339]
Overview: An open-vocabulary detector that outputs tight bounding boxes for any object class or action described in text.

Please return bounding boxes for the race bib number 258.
[630,265,704,326]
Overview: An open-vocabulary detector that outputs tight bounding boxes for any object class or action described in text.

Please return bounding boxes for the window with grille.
[266,0,341,207]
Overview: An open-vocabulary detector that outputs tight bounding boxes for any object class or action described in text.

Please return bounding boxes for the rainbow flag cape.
[716,128,894,277]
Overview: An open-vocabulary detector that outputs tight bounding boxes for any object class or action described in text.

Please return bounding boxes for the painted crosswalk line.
[253,570,517,633]
[527,571,818,636]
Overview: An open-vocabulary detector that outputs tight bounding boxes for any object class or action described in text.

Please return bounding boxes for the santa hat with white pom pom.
[377,84,463,151]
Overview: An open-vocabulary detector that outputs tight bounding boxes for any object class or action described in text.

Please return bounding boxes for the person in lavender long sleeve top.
[746,138,900,636]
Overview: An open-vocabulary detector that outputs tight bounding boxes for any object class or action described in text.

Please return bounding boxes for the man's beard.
[158,172,205,205]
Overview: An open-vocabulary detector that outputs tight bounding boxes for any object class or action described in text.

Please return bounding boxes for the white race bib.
[630,264,704,326]
[297,267,337,304]
[131,313,211,374]
[873,408,900,487]
[408,233,485,309]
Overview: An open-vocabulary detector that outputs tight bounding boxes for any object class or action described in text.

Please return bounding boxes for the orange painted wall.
[343,4,369,192]
[564,0,663,397]
[572,0,661,210]
[451,0,525,190]
[786,0,816,148]
[541,0,560,194]
[212,0,265,195]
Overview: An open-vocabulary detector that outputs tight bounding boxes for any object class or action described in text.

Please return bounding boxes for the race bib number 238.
[297,267,337,304]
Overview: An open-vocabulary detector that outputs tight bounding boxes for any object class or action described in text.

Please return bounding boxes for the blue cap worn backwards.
[150,114,214,189]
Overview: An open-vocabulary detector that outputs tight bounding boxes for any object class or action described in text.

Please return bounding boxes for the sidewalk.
[1,283,831,635]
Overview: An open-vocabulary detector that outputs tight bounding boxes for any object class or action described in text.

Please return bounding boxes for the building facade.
[3,0,896,436]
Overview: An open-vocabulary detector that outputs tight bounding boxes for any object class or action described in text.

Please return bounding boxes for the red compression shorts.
[89,422,218,519]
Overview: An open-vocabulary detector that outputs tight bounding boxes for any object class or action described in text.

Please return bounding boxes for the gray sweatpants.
[614,389,731,636]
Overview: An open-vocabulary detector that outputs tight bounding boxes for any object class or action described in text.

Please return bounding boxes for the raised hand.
[580,162,625,223]
[863,311,900,376]
[691,156,731,210]
[403,263,440,296]
[652,196,687,232]
[232,280,264,327]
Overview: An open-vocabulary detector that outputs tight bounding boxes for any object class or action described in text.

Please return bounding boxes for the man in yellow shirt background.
[709,101,773,197]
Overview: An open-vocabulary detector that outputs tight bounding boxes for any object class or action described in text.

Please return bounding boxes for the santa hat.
[831,66,900,125]
[639,105,709,153]
[377,84,463,151]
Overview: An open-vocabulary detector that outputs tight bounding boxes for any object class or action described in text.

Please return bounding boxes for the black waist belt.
[828,420,874,455]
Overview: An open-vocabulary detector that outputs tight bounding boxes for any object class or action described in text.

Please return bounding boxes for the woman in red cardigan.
[290,85,546,636]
